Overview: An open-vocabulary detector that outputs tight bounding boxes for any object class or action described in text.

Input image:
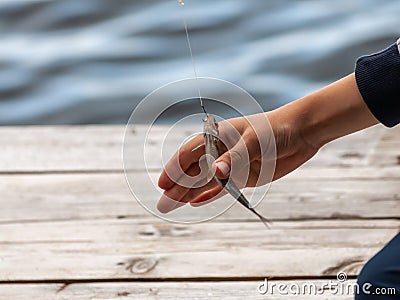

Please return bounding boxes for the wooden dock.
[0,124,399,299]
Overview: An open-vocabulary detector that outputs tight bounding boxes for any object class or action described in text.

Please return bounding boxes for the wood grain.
[0,281,357,300]
[0,124,398,299]
[0,124,398,172]
[0,170,398,223]
[0,219,397,280]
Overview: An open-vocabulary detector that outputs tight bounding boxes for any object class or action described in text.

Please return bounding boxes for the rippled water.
[0,0,399,125]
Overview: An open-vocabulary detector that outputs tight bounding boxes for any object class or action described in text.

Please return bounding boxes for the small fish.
[203,114,271,228]
[178,0,184,6]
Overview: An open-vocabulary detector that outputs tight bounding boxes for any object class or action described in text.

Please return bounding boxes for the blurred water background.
[0,0,399,125]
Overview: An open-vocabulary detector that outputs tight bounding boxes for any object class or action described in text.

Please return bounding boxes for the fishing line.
[178,1,208,116]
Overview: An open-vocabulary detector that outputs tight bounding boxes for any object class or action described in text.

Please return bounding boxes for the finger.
[176,179,220,205]
[157,161,218,213]
[159,140,204,190]
[189,186,226,206]
[157,194,186,213]
[158,135,204,190]
[158,177,219,214]
[213,132,258,180]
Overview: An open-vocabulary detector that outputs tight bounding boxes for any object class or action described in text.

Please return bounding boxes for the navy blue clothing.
[356,233,400,299]
[353,39,400,299]
[355,39,400,127]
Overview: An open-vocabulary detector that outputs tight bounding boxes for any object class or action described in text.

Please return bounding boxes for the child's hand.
[157,110,319,213]
[157,74,378,213]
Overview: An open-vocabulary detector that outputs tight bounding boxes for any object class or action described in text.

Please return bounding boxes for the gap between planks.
[0,216,398,226]
[0,275,358,285]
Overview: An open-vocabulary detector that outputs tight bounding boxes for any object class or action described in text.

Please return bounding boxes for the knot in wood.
[126,258,158,274]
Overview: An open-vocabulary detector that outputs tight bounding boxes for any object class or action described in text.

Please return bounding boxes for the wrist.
[280,73,379,149]
[265,103,320,155]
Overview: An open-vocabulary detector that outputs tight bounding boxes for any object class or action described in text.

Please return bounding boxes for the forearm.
[272,73,379,149]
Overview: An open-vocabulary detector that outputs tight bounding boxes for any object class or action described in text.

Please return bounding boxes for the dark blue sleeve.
[355,39,400,127]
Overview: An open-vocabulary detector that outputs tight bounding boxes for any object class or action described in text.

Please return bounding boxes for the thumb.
[212,142,248,180]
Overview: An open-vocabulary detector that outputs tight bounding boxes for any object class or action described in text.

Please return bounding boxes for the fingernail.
[215,161,230,177]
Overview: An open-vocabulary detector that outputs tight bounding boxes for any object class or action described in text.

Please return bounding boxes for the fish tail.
[250,208,271,229]
[236,193,271,229]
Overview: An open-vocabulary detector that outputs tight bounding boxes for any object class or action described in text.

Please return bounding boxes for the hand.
[157,73,378,214]
[157,111,318,213]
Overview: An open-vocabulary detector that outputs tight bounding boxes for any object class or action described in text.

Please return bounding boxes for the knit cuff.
[355,41,400,127]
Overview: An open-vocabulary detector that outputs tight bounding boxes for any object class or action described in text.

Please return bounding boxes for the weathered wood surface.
[1,172,399,223]
[0,281,357,300]
[0,280,359,300]
[0,219,398,280]
[0,125,398,299]
[0,124,399,172]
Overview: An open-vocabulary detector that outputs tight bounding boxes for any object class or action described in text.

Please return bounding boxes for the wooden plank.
[369,126,400,167]
[0,172,399,223]
[0,219,397,280]
[0,125,397,287]
[0,125,187,172]
[0,126,125,172]
[306,125,400,168]
[0,246,381,280]
[1,219,397,247]
[287,166,400,179]
[0,124,398,172]
[0,281,359,299]
[0,281,357,300]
